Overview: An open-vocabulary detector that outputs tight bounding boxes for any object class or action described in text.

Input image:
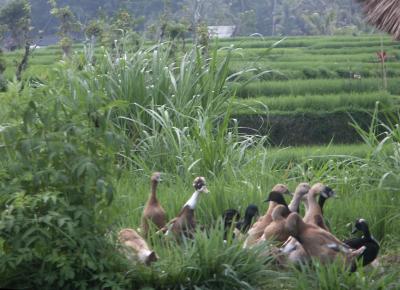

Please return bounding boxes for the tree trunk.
[16,42,30,81]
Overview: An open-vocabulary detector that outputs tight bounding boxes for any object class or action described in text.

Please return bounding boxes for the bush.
[0,74,7,92]
[0,91,129,288]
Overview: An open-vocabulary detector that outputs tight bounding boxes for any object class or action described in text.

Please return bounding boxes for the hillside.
[1,0,369,38]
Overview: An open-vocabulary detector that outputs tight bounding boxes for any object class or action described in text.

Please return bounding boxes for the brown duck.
[243,184,290,248]
[285,213,365,265]
[118,228,158,265]
[259,204,291,243]
[303,183,335,231]
[141,172,166,236]
[160,177,209,239]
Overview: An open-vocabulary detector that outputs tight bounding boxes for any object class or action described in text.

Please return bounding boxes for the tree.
[49,0,80,57]
[358,0,400,40]
[0,0,31,50]
[85,19,104,45]
[0,48,6,91]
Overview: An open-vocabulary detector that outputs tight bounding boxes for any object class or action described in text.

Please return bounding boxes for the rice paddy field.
[4,34,400,145]
[1,35,400,289]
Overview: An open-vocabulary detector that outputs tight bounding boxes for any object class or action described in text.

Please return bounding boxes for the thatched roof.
[358,0,400,40]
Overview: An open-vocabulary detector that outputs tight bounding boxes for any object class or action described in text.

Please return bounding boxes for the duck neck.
[184,190,201,210]
[318,195,326,214]
[266,201,278,216]
[362,227,371,239]
[288,193,302,213]
[150,180,158,203]
[307,190,321,214]
[243,214,255,228]
[303,198,309,212]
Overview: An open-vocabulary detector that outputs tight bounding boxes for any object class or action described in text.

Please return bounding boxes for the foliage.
[0,0,31,50]
[24,0,370,39]
[62,43,270,177]
[0,48,6,91]
[84,19,103,40]
[0,73,6,91]
[49,2,80,56]
[0,80,129,288]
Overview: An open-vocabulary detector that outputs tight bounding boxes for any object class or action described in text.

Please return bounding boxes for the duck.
[303,183,336,231]
[243,184,290,248]
[141,172,167,236]
[301,183,336,215]
[258,204,291,243]
[223,205,259,241]
[259,183,310,245]
[159,176,209,239]
[284,212,365,265]
[282,183,336,263]
[235,204,259,233]
[118,228,158,265]
[270,182,311,249]
[343,218,380,272]
[288,182,311,213]
[223,208,240,240]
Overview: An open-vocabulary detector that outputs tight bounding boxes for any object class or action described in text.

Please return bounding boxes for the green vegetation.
[235,92,397,114]
[0,0,400,288]
[3,34,400,146]
[0,42,400,289]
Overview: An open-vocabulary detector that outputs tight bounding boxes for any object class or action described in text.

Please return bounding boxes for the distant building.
[208,26,236,38]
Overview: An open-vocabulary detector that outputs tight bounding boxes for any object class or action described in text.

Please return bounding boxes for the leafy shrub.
[0,74,7,92]
[0,93,128,288]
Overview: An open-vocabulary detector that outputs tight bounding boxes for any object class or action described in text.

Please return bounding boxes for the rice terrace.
[0,0,400,289]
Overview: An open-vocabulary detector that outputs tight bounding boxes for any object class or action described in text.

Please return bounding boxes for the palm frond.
[358,0,400,40]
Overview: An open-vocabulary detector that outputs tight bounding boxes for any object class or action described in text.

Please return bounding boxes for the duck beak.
[351,227,358,234]
[322,187,336,198]
[202,186,210,194]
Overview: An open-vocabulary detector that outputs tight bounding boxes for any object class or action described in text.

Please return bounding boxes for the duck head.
[244,204,259,220]
[310,183,336,198]
[264,184,290,203]
[223,209,240,226]
[272,184,291,195]
[351,218,369,235]
[151,172,162,183]
[295,183,311,197]
[265,192,289,205]
[138,250,158,265]
[193,176,209,193]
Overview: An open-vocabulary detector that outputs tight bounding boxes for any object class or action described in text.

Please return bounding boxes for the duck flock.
[118,173,380,272]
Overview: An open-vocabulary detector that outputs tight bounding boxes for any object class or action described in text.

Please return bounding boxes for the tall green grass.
[106,139,400,288]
